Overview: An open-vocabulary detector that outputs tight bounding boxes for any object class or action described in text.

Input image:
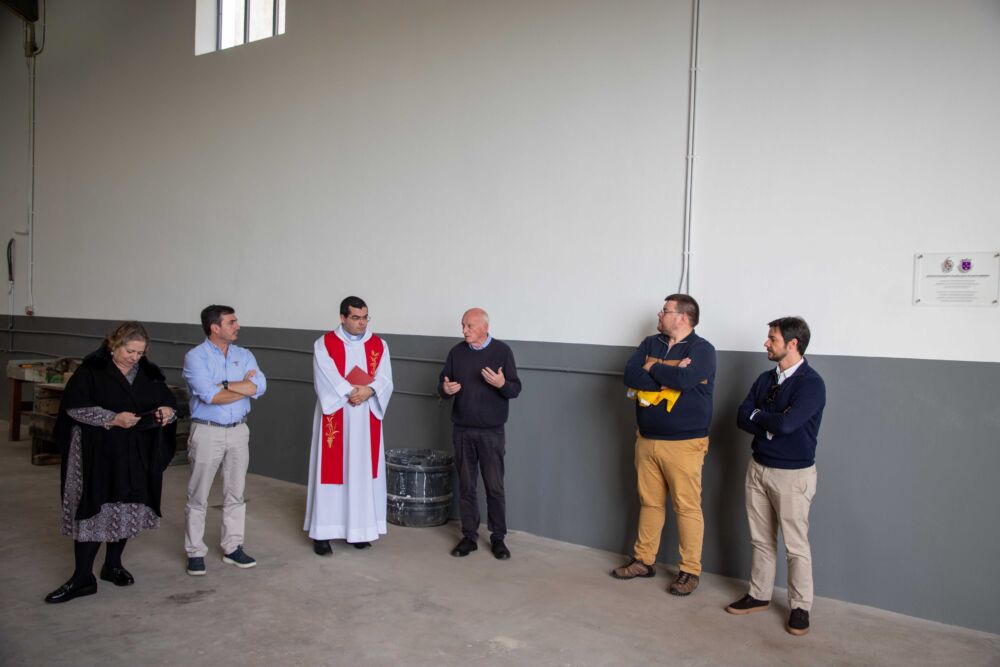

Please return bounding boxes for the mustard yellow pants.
[632,434,709,575]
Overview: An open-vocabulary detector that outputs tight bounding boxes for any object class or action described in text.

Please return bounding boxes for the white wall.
[2,0,998,362]
[695,0,1000,360]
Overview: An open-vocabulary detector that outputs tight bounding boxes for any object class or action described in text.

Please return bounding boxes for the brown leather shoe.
[611,557,655,579]
[668,571,700,596]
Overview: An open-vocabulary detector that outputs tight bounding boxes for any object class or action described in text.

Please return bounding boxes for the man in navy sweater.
[612,294,715,597]
[726,317,826,637]
[438,308,522,560]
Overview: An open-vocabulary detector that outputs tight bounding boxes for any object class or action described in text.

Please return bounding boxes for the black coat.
[56,347,178,521]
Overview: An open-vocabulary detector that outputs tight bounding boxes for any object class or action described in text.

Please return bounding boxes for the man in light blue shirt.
[182,304,267,576]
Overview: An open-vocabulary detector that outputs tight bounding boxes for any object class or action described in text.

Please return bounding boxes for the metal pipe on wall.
[2,323,627,402]
[678,0,701,295]
[5,328,625,378]
[15,6,45,318]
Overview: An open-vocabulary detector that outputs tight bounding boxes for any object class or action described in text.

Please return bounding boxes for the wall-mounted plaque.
[913,251,999,307]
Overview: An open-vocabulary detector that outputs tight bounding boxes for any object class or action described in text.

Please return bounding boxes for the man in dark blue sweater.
[612,294,716,597]
[726,317,826,637]
[437,308,521,560]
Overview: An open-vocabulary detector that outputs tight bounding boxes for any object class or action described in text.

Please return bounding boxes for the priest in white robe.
[304,296,393,554]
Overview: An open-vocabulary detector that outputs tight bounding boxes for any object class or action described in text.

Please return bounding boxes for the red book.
[345,365,374,386]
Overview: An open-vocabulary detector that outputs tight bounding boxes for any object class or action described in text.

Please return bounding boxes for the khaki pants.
[745,458,817,611]
[185,422,250,557]
[633,434,709,575]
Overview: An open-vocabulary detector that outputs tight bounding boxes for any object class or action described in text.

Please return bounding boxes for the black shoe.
[726,593,770,615]
[450,537,478,557]
[44,576,97,604]
[352,542,372,550]
[313,539,333,556]
[490,538,511,560]
[99,565,135,587]
[186,557,206,576]
[787,608,810,636]
[222,546,257,569]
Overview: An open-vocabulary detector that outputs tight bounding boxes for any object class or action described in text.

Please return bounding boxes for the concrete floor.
[1,426,997,667]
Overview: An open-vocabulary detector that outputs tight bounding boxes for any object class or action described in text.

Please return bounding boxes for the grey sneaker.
[186,557,206,576]
[222,546,257,569]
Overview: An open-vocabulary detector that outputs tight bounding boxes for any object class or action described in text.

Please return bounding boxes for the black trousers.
[452,427,506,541]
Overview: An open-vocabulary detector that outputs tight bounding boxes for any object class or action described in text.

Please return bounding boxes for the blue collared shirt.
[182,338,267,423]
[469,334,493,351]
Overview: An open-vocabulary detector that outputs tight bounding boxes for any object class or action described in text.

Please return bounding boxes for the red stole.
[320,332,384,485]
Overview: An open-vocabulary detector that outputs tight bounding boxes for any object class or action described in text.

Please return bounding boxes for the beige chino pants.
[185,422,250,557]
[745,458,817,611]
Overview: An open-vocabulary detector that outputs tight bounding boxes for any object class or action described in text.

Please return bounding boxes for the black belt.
[192,417,247,428]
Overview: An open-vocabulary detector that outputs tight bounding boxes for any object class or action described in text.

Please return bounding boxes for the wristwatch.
[222,380,229,390]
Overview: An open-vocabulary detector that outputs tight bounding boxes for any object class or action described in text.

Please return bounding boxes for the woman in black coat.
[44,321,178,604]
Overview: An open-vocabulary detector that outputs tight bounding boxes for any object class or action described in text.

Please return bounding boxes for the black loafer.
[787,608,810,636]
[490,538,511,560]
[100,565,135,587]
[44,576,97,604]
[352,542,372,550]
[313,539,333,556]
[450,537,478,557]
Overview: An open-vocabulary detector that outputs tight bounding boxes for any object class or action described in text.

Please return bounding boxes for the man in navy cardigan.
[612,294,716,597]
[726,317,826,637]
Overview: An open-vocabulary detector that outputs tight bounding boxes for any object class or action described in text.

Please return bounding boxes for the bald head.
[462,308,490,347]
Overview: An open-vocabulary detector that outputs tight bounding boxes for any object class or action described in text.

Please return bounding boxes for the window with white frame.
[195,0,286,55]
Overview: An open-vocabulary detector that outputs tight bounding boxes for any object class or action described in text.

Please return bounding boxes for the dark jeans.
[452,427,506,541]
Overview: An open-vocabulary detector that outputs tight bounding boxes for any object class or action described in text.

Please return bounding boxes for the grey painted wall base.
[3,316,998,634]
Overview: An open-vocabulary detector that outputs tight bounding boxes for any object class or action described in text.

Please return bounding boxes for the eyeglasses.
[347,315,371,322]
[659,309,682,316]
